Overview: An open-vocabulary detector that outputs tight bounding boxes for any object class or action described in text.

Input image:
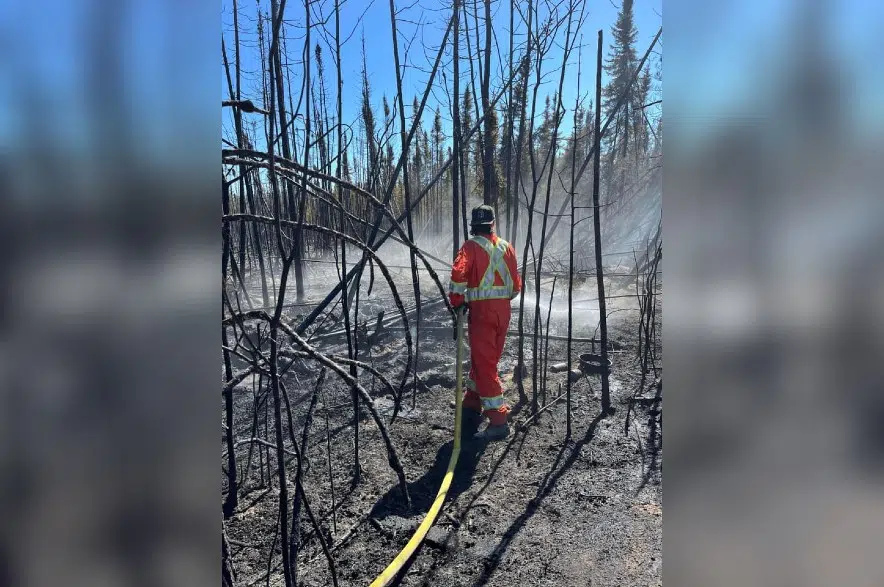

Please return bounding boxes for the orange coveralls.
[449,233,522,425]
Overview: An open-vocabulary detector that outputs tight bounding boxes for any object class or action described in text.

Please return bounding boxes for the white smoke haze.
[244,186,659,339]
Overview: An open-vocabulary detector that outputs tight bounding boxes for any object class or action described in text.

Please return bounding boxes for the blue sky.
[2,0,877,165]
[220,0,663,151]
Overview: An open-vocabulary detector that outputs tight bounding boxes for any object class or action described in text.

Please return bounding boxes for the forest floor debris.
[225,298,661,587]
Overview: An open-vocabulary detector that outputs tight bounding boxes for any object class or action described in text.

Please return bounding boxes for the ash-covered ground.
[224,254,661,587]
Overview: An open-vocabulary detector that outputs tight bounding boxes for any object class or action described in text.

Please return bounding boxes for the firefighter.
[449,205,522,441]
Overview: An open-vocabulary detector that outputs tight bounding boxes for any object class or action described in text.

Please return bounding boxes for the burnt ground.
[225,294,662,587]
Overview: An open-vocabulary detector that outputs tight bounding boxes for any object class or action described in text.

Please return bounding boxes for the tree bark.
[592,29,611,415]
[388,0,423,410]
[482,0,494,207]
[451,0,462,260]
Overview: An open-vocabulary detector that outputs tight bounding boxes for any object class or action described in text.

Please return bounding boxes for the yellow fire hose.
[368,306,465,587]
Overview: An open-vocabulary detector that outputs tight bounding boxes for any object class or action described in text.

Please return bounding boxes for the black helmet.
[470,205,495,226]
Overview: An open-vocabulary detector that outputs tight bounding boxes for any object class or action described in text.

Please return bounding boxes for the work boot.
[473,423,510,442]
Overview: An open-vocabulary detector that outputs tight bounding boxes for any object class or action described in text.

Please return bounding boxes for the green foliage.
[602,0,639,162]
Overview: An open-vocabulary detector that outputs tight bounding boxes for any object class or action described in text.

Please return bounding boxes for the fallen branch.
[223,366,257,395]
[233,437,299,458]
[282,325,411,507]
[219,309,409,505]
[223,214,415,400]
[221,184,452,319]
[278,350,400,420]
[515,395,567,430]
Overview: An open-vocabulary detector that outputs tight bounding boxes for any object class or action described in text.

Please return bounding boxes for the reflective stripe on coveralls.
[449,280,467,294]
[465,236,514,302]
[481,394,505,410]
[467,376,505,411]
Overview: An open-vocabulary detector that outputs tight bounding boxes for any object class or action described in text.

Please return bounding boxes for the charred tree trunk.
[270,0,305,303]
[223,520,237,587]
[565,40,583,439]
[451,0,462,260]
[531,1,579,415]
[266,4,294,584]
[515,1,540,407]
[222,177,239,518]
[591,30,611,415]
[503,0,516,240]
[333,0,360,491]
[388,0,423,409]
[481,0,494,208]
